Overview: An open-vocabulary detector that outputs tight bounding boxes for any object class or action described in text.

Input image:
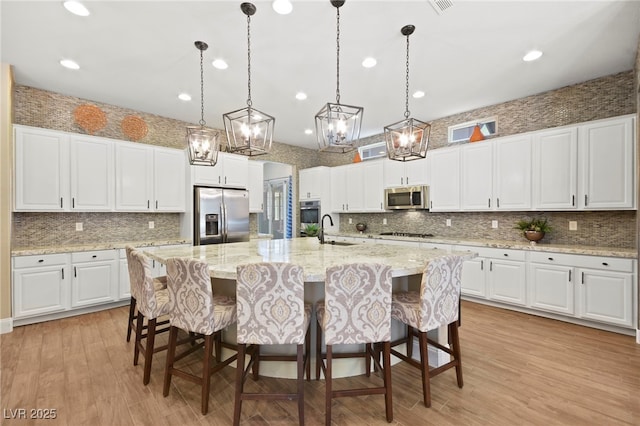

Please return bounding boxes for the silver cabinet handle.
[488,198,491,208]
[72,198,75,208]
[489,261,493,271]
[480,260,484,271]
[61,268,64,280]
[548,257,554,261]
[569,270,571,282]
[60,197,63,208]
[581,272,584,284]
[585,194,588,206]
[497,198,500,208]
[401,177,404,185]
[572,195,575,206]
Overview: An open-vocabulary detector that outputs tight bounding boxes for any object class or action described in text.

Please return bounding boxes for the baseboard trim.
[0,317,13,334]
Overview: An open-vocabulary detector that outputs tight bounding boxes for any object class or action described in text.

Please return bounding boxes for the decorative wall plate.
[121,115,148,141]
[73,104,107,134]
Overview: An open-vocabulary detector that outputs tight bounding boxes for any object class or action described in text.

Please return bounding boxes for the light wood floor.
[1,301,639,425]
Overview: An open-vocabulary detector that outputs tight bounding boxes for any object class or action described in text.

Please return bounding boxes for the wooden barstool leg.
[143,318,156,385]
[418,330,431,407]
[325,345,333,426]
[305,325,311,381]
[233,344,247,426]
[382,341,393,422]
[201,334,214,415]
[163,326,178,397]
[214,330,222,361]
[133,312,144,366]
[365,343,371,377]
[315,319,322,380]
[450,322,463,388]
[127,297,137,342]
[297,344,305,426]
[406,324,413,359]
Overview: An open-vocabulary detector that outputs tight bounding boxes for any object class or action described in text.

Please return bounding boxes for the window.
[448,118,497,143]
[358,141,387,161]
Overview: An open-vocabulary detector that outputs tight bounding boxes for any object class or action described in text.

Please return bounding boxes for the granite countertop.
[327,232,638,259]
[142,238,475,282]
[11,238,192,256]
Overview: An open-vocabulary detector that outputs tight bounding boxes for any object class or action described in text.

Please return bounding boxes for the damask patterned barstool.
[390,255,466,407]
[162,257,238,415]
[315,263,394,426]
[233,262,311,426]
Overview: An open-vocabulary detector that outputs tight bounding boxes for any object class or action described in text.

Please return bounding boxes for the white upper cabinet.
[329,163,381,213]
[115,142,153,211]
[153,147,186,212]
[362,160,385,212]
[69,135,115,211]
[493,134,532,210]
[247,161,264,213]
[461,142,493,210]
[429,146,461,211]
[346,163,365,212]
[330,166,348,212]
[14,125,69,211]
[382,157,429,188]
[299,166,330,200]
[532,127,578,209]
[192,152,248,188]
[578,115,635,209]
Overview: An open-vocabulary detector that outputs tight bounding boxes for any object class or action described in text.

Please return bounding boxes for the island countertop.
[143,237,473,282]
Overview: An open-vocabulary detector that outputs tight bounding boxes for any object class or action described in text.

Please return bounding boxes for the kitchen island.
[143,238,473,378]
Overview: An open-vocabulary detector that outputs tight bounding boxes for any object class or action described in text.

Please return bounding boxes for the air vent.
[429,0,454,15]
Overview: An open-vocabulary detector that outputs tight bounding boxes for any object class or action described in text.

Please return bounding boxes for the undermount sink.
[326,241,355,246]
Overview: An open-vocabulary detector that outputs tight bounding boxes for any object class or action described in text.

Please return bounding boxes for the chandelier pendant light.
[384,25,431,162]
[224,2,274,157]
[315,0,363,154]
[187,41,220,166]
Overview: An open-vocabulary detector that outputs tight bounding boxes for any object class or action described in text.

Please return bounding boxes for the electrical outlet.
[383,218,388,225]
[446,219,452,227]
[569,221,577,231]
[149,221,155,229]
[491,220,498,229]
[75,222,83,231]
[348,218,352,224]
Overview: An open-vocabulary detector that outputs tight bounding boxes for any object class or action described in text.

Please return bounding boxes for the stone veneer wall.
[340,211,636,249]
[12,85,321,248]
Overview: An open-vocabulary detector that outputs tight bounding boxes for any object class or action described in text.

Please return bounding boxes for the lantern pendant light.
[384,25,431,162]
[224,2,274,157]
[315,0,363,154]
[187,41,220,166]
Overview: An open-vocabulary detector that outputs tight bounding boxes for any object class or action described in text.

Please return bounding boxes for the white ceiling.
[2,1,639,150]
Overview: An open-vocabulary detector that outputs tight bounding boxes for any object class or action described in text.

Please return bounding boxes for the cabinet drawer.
[13,253,68,268]
[71,250,117,263]
[456,245,526,261]
[529,251,634,272]
[529,251,581,266]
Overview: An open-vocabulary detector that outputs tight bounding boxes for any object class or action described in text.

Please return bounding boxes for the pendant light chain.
[199,45,206,126]
[246,14,252,109]
[335,7,341,104]
[404,32,411,119]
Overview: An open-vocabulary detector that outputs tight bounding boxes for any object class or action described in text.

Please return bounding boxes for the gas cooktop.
[379,232,435,238]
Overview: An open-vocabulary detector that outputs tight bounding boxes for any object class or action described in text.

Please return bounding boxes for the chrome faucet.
[318,214,334,244]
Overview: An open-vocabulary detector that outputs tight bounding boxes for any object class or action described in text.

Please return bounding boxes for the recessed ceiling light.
[178,93,191,101]
[523,50,543,62]
[362,57,377,68]
[304,129,313,135]
[272,0,293,15]
[212,59,228,70]
[63,1,90,16]
[59,59,80,70]
[412,91,425,98]
[295,92,307,100]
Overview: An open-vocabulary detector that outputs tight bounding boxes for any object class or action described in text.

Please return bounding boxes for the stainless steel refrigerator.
[194,186,250,245]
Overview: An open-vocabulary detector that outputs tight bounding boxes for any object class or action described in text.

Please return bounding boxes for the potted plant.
[304,223,319,237]
[515,217,551,242]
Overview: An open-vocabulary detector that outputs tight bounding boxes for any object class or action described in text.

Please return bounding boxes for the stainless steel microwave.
[384,186,430,210]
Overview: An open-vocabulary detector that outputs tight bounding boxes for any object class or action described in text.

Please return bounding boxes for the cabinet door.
[532,127,578,210]
[579,116,635,209]
[69,136,114,211]
[528,263,574,315]
[222,153,248,188]
[578,269,634,327]
[330,166,348,212]
[119,258,131,300]
[429,147,460,211]
[299,168,316,200]
[72,260,117,307]
[13,265,69,318]
[345,164,364,212]
[404,157,429,186]
[461,257,487,298]
[193,163,223,186]
[382,159,406,188]
[248,161,264,212]
[14,126,69,211]
[115,142,153,211]
[494,134,532,210]
[362,161,384,211]
[461,142,493,210]
[154,147,186,211]
[488,259,527,306]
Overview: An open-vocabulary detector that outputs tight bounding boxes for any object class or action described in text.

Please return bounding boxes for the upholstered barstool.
[390,255,466,407]
[315,263,393,426]
[125,245,166,342]
[233,262,311,426]
[163,257,238,415]
[129,249,171,385]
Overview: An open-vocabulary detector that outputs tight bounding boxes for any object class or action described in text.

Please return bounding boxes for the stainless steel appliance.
[194,186,250,245]
[384,185,430,210]
[299,200,320,228]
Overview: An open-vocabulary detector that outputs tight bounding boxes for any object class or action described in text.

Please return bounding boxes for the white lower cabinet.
[528,262,575,315]
[119,254,131,300]
[71,250,118,308]
[12,254,70,319]
[578,268,634,327]
[460,256,487,298]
